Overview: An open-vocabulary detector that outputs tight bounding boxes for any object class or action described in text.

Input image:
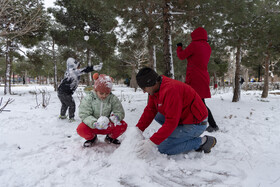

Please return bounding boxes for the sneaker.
[206,125,219,132]
[59,115,67,119]
[104,135,121,145]
[68,118,75,122]
[83,136,98,147]
[197,135,217,153]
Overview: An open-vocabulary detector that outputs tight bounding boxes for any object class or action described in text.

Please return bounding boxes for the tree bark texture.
[163,1,172,78]
[232,45,241,102]
[4,40,12,95]
[130,64,138,92]
[86,48,92,86]
[52,39,58,91]
[261,51,270,98]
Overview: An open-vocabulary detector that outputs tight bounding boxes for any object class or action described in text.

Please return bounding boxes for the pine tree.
[216,1,260,102]
[0,0,47,95]
[49,0,118,85]
[235,0,280,98]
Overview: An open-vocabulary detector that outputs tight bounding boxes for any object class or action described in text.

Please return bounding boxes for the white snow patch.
[0,84,280,187]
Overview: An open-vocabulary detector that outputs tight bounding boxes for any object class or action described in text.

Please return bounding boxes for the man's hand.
[136,139,157,160]
[136,127,143,137]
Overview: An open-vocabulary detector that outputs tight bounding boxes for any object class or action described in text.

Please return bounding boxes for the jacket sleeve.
[150,90,183,145]
[136,96,158,132]
[80,66,94,73]
[74,69,85,77]
[110,95,125,121]
[176,43,194,60]
[79,93,98,129]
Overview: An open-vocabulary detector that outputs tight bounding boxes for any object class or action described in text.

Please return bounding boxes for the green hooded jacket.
[79,91,125,129]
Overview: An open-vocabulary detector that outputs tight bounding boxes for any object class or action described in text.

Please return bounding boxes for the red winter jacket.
[176,27,211,99]
[136,76,208,145]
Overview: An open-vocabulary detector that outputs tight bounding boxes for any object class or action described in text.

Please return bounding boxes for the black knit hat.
[136,67,159,88]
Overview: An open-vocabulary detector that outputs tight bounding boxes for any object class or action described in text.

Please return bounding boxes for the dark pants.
[58,92,75,119]
[202,99,218,128]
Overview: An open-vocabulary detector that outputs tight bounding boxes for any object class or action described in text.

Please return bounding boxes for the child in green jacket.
[77,73,127,147]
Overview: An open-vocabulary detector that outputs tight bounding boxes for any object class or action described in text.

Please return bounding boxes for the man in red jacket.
[135,67,216,158]
[176,27,219,132]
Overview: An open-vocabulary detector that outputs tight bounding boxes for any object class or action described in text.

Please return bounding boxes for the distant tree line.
[0,0,279,100]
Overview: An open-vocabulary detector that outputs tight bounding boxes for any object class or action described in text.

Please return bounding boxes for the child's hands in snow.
[109,115,121,125]
[94,116,110,129]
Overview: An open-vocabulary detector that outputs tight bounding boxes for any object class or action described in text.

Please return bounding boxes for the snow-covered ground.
[1,84,280,187]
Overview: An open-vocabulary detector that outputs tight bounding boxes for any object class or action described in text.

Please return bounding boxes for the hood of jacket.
[67,57,80,71]
[191,27,208,41]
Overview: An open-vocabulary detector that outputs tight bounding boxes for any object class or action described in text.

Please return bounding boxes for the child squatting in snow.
[76,73,128,147]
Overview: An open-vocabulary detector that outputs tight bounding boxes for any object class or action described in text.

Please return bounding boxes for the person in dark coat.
[58,57,102,122]
[176,27,219,132]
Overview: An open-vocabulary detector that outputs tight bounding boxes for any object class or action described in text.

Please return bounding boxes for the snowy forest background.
[1,1,280,187]
[1,0,280,102]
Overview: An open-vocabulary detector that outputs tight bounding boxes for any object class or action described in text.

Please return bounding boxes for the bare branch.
[29,88,51,108]
[0,97,15,113]
[0,0,45,39]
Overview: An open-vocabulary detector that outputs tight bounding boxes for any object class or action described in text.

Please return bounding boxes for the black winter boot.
[196,135,217,153]
[206,126,219,132]
[105,135,121,145]
[83,135,98,147]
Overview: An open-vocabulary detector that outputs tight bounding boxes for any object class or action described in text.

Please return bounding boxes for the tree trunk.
[148,45,158,72]
[221,74,225,88]
[169,33,174,79]
[4,40,12,95]
[232,45,242,102]
[163,1,173,78]
[261,52,270,98]
[257,64,261,82]
[52,39,58,91]
[147,8,154,69]
[153,45,157,72]
[86,48,92,86]
[130,64,138,92]
[244,68,249,91]
[213,72,217,89]
[148,45,154,69]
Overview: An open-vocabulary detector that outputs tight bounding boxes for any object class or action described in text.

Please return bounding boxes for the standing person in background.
[58,57,102,122]
[176,27,219,132]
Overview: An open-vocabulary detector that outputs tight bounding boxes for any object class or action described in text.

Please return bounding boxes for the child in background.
[58,57,102,122]
[77,73,127,147]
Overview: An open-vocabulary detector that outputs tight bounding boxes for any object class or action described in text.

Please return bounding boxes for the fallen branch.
[0,97,15,113]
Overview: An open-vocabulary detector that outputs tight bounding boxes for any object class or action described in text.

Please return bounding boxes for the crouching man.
[135,67,217,159]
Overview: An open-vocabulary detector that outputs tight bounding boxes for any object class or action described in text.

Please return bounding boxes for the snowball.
[97,116,109,126]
